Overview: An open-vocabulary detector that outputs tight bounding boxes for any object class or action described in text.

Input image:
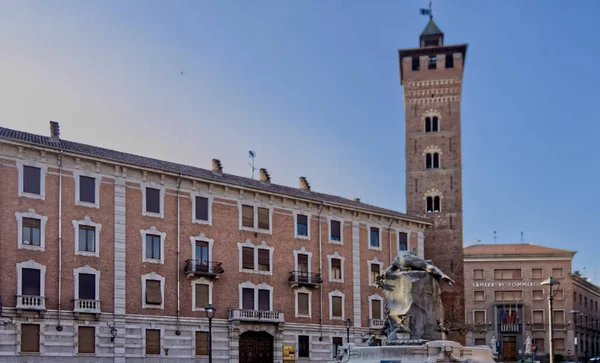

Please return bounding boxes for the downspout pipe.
[176,175,182,335]
[318,203,324,340]
[57,151,64,331]
[388,219,394,266]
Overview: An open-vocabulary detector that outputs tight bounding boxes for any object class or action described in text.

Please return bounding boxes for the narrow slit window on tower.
[425,117,432,132]
[432,116,439,131]
[428,56,437,70]
[412,57,420,71]
[425,154,432,169]
[433,153,439,168]
[445,54,454,68]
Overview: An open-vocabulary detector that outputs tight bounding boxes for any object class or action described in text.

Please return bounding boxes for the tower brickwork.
[399,18,468,336]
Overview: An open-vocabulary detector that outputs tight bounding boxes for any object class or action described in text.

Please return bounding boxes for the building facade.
[0,123,430,362]
[464,244,600,361]
[398,16,467,332]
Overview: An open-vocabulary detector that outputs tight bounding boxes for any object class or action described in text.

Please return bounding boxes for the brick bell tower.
[399,16,468,335]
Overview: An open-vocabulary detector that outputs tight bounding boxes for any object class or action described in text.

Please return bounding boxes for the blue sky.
[1,1,599,281]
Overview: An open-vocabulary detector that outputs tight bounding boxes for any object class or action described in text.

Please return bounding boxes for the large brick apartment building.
[0,123,430,362]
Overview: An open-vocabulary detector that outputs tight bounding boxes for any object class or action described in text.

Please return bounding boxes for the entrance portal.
[503,335,517,361]
[239,331,274,363]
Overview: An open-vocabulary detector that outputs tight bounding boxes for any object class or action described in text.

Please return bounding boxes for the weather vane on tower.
[420,2,433,20]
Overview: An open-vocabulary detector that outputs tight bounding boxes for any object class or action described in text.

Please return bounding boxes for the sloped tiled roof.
[421,19,443,36]
[464,243,575,256]
[0,126,430,224]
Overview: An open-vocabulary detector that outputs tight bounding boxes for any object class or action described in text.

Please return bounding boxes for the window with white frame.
[74,265,100,310]
[239,281,273,311]
[142,184,165,218]
[368,258,383,286]
[369,226,381,250]
[532,310,544,324]
[140,226,166,264]
[293,246,312,279]
[398,231,408,252]
[329,290,344,320]
[73,216,102,257]
[295,212,310,239]
[17,160,47,200]
[17,260,46,309]
[15,209,48,251]
[237,240,273,275]
[192,278,213,312]
[192,192,212,225]
[329,218,343,244]
[369,294,383,320]
[328,252,344,283]
[142,272,165,309]
[239,203,271,233]
[295,287,312,318]
[73,171,100,208]
[190,233,214,272]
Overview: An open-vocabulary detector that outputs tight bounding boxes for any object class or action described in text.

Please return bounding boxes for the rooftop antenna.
[521,231,524,243]
[248,151,256,179]
[493,231,497,244]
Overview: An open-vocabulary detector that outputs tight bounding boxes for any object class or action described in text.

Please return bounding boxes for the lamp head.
[344,318,353,328]
[204,304,216,319]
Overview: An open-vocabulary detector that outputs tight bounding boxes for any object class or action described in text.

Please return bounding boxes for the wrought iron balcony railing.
[16,295,45,310]
[288,271,323,288]
[229,309,284,323]
[184,260,224,279]
[74,299,101,314]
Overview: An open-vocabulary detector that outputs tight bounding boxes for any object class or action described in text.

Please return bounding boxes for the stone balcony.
[73,299,101,314]
[16,295,45,310]
[229,309,284,323]
[369,319,385,329]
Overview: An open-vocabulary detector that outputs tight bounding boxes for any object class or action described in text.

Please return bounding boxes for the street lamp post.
[205,304,216,363]
[542,277,560,363]
[344,318,353,344]
[570,310,580,361]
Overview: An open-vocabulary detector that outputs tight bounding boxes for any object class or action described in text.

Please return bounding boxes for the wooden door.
[503,336,517,361]
[239,333,273,363]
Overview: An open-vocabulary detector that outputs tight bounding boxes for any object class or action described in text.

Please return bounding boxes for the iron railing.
[288,271,323,286]
[184,260,224,277]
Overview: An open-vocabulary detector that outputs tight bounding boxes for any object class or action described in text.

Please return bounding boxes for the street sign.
[283,345,295,361]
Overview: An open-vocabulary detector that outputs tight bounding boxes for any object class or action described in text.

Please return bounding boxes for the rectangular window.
[332,296,342,318]
[258,249,270,271]
[297,254,309,274]
[371,299,382,319]
[195,284,209,309]
[474,291,485,301]
[494,290,523,301]
[330,220,341,241]
[554,338,565,350]
[298,335,310,358]
[22,218,41,246]
[553,310,564,324]
[258,289,270,311]
[242,205,254,228]
[493,269,522,280]
[474,311,485,324]
[145,329,161,355]
[552,268,563,278]
[242,288,254,310]
[297,214,308,236]
[369,227,380,248]
[475,339,486,346]
[532,310,544,324]
[445,54,454,68]
[22,268,41,296]
[21,324,40,353]
[533,290,543,300]
[532,268,543,279]
[145,280,162,305]
[398,231,408,251]
[473,269,484,280]
[411,57,420,71]
[428,55,437,70]
[370,263,380,284]
[78,273,96,300]
[78,326,95,354]
[298,292,309,316]
[145,187,160,214]
[195,196,209,221]
[145,234,161,260]
[331,258,342,280]
[79,226,96,252]
[242,247,254,270]
[79,176,96,204]
[23,165,41,195]
[585,296,588,307]
[195,241,209,267]
[195,331,209,356]
[536,339,545,351]
[332,337,343,358]
[257,207,269,230]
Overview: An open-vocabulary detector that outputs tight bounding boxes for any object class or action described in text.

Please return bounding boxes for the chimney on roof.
[259,168,271,184]
[299,176,310,191]
[212,159,223,175]
[49,121,60,140]
[354,198,361,202]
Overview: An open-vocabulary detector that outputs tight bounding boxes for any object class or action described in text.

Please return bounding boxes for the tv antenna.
[248,151,256,179]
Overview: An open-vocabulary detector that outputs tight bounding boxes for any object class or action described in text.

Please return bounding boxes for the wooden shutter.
[258,249,270,271]
[195,196,209,221]
[242,247,254,269]
[78,326,95,354]
[23,166,41,195]
[79,176,96,203]
[257,207,269,230]
[258,289,270,311]
[195,331,209,356]
[22,268,40,296]
[242,288,254,310]
[21,324,40,353]
[78,273,96,300]
[398,232,408,251]
[371,299,381,319]
[298,292,309,315]
[146,187,160,213]
[242,205,254,227]
[145,329,160,355]
[332,296,342,317]
[195,284,209,308]
[331,220,341,240]
[146,280,162,305]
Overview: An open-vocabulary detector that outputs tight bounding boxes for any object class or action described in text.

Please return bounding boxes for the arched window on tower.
[425,153,440,169]
[425,117,432,132]
[425,116,439,132]
[426,196,441,213]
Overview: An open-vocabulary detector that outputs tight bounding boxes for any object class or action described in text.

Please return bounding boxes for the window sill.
[296,314,312,319]
[239,226,272,234]
[142,211,164,219]
[18,244,44,252]
[368,245,382,251]
[142,258,164,265]
[329,279,344,284]
[328,239,343,245]
[19,352,41,355]
[240,268,272,276]
[295,234,310,240]
[331,316,344,321]
[76,251,99,258]
[193,218,212,226]
[75,200,100,209]
[18,192,44,200]
[142,304,164,310]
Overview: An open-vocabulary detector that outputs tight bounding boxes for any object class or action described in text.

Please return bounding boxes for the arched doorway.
[239,331,274,363]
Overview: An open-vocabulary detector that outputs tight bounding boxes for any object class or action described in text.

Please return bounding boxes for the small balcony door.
[195,241,209,272]
[297,254,309,281]
[22,268,41,296]
[79,273,96,300]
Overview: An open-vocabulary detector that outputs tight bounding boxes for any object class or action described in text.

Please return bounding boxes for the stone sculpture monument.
[332,251,495,363]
